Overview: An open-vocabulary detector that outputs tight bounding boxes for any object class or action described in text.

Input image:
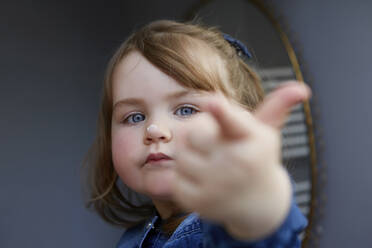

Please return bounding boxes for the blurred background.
[1,0,371,247]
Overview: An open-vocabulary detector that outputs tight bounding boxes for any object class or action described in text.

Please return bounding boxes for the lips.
[145,153,172,164]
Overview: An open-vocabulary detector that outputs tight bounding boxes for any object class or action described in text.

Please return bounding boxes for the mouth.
[145,153,173,165]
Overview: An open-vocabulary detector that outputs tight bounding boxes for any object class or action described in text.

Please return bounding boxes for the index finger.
[205,100,256,141]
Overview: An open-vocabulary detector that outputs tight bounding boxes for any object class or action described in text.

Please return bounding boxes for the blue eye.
[125,113,145,124]
[175,106,198,117]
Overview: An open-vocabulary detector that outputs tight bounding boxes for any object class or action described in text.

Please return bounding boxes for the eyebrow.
[113,90,195,111]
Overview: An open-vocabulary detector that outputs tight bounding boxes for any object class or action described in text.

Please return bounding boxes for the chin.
[145,184,173,200]
[143,170,175,200]
[144,174,176,200]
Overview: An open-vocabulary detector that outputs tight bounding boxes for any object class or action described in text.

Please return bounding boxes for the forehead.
[112,51,187,102]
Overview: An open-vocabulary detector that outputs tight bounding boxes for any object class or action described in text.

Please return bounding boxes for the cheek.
[111,129,143,183]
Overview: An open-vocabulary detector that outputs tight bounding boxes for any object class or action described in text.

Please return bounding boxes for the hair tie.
[223,33,252,59]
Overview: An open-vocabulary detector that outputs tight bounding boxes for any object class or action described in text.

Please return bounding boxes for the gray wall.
[276,0,372,247]
[1,0,372,247]
[0,1,198,247]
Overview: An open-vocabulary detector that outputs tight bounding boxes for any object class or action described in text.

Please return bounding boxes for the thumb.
[254,81,311,128]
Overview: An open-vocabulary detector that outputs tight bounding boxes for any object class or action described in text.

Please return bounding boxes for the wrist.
[223,166,292,241]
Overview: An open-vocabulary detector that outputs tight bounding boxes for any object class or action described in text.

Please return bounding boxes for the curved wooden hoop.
[184,1,321,247]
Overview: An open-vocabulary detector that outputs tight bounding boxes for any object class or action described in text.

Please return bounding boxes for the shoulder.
[170,213,203,239]
[116,202,307,248]
[116,221,147,248]
[117,214,204,247]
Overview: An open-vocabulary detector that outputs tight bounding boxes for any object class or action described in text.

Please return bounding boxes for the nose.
[144,124,172,145]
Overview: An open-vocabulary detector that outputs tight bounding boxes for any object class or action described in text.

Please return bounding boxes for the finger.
[254,81,311,128]
[206,101,254,140]
[187,130,216,154]
[175,121,216,155]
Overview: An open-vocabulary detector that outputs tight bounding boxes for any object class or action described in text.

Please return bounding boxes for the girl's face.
[111,51,229,201]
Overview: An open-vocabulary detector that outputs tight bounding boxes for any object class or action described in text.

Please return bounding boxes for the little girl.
[85,20,310,247]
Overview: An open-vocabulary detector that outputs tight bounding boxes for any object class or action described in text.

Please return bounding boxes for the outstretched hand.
[171,81,311,240]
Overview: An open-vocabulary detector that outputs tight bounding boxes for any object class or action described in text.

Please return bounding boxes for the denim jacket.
[116,199,307,248]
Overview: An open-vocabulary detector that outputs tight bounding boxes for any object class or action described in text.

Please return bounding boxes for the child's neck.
[152,199,184,220]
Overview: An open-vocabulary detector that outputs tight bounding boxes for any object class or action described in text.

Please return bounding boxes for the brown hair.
[83,20,264,228]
